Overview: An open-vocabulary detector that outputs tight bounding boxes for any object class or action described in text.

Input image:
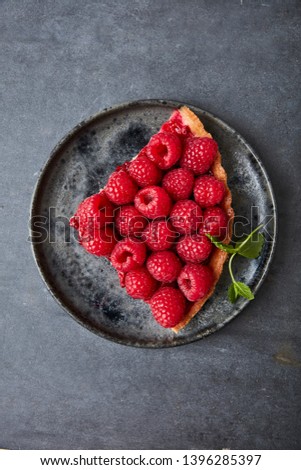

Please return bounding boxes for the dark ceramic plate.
[31,100,276,347]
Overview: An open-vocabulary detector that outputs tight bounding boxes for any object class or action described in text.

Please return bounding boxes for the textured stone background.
[0,0,300,449]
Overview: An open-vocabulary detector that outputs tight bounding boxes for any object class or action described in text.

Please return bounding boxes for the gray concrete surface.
[0,0,300,450]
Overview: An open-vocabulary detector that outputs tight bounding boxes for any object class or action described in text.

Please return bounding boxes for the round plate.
[31,100,277,348]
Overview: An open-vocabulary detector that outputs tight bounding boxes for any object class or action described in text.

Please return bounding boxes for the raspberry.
[176,233,212,263]
[115,205,147,237]
[110,237,146,272]
[142,220,177,251]
[178,264,214,302]
[128,149,162,187]
[125,267,158,300]
[201,207,228,239]
[170,200,203,235]
[105,169,138,205]
[81,227,117,257]
[146,132,182,169]
[162,168,194,201]
[150,287,186,328]
[146,250,182,283]
[194,175,225,207]
[70,191,114,237]
[161,115,192,138]
[134,186,172,219]
[180,137,218,175]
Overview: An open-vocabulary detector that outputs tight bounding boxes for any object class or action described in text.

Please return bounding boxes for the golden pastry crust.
[172,106,234,333]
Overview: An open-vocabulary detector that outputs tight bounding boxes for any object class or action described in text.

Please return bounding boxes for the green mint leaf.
[205,234,237,254]
[228,283,238,303]
[210,223,264,303]
[234,282,255,300]
[235,233,265,259]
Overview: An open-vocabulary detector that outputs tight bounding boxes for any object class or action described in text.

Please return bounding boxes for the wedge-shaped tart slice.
[70,106,234,332]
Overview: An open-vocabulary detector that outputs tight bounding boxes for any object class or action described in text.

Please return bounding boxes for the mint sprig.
[206,224,264,303]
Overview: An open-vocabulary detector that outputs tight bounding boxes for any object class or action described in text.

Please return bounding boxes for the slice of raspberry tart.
[70,106,234,332]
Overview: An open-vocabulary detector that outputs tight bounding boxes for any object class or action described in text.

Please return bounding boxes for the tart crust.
[172,106,234,333]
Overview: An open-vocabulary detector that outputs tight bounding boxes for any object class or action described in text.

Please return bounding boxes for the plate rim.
[30,99,278,348]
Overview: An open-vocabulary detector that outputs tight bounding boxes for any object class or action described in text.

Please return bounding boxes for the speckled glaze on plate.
[31,100,277,348]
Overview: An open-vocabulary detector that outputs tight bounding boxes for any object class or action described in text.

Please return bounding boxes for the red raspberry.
[110,237,146,272]
[70,191,114,237]
[128,149,162,187]
[161,114,192,138]
[178,264,214,302]
[146,250,182,283]
[150,287,186,328]
[125,267,158,300]
[162,168,194,201]
[105,169,138,205]
[201,207,228,239]
[176,233,212,263]
[170,200,203,235]
[146,132,182,169]
[194,175,225,207]
[134,186,172,219]
[115,205,147,237]
[81,227,117,257]
[180,137,218,175]
[142,220,177,251]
